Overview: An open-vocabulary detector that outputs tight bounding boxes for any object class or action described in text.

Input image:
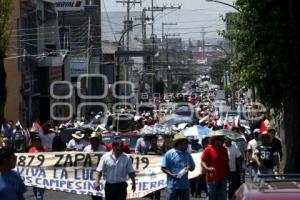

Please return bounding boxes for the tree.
[224,0,300,172]
[0,0,12,125]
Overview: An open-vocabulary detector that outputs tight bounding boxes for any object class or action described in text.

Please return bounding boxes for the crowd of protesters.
[0,85,283,200]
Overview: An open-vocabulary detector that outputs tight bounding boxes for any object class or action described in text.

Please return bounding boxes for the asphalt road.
[24,187,207,200]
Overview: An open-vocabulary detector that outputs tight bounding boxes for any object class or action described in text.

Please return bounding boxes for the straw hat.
[72,131,84,139]
[208,130,225,138]
[173,133,188,145]
[29,128,38,133]
[49,126,59,133]
[89,131,101,139]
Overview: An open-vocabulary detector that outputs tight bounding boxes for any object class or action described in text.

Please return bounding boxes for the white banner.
[15,152,201,198]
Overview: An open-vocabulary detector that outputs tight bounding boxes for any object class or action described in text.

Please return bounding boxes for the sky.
[102,0,236,43]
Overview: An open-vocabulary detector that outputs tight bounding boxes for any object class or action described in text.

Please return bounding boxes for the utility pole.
[165,33,180,92]
[86,0,92,91]
[116,0,142,50]
[99,0,102,75]
[135,8,149,101]
[146,4,181,40]
[135,8,148,47]
[201,26,205,62]
[116,0,141,106]
[151,0,154,36]
[145,4,181,94]
[162,22,177,45]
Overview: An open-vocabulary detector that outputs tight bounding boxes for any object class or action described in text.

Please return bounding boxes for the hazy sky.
[102,0,236,42]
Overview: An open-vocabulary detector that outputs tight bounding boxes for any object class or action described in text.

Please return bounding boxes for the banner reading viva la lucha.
[15,152,201,198]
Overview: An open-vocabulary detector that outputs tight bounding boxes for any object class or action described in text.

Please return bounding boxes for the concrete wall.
[4,0,22,124]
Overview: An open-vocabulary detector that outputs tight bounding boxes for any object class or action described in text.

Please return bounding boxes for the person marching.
[161,133,195,200]
[66,130,87,151]
[84,132,108,153]
[0,147,27,200]
[224,136,242,200]
[28,135,48,200]
[95,136,136,200]
[201,131,229,200]
[255,132,280,175]
[247,129,260,179]
[145,135,162,200]
[84,132,107,200]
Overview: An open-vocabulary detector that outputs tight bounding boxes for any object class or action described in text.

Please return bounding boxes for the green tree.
[0,0,12,124]
[224,0,300,172]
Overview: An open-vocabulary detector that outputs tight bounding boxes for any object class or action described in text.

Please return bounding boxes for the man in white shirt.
[95,136,136,200]
[135,135,150,155]
[232,127,247,185]
[40,128,56,151]
[83,132,107,153]
[225,136,242,200]
[84,132,107,200]
[66,131,87,151]
[247,129,260,179]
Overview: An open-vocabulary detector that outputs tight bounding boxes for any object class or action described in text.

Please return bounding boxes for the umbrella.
[79,125,95,135]
[139,125,154,135]
[207,130,226,138]
[221,129,243,141]
[183,125,212,137]
[60,128,78,143]
[196,126,211,137]
[183,126,199,137]
[153,124,172,135]
[171,123,188,131]
[139,124,173,136]
[163,115,194,126]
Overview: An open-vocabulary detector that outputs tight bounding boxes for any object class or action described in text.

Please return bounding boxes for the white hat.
[134,116,142,121]
[72,131,84,139]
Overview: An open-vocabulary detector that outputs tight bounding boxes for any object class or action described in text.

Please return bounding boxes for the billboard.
[54,0,85,11]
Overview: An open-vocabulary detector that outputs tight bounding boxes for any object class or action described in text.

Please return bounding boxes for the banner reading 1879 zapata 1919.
[14,152,202,198]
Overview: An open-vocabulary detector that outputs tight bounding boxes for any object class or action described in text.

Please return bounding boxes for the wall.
[4,0,22,124]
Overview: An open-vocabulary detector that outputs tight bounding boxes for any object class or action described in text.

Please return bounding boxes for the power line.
[103,0,118,42]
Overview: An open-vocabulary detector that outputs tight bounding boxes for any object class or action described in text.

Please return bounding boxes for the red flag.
[260,120,267,133]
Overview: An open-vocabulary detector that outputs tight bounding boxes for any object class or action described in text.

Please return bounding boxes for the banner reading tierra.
[14,152,202,198]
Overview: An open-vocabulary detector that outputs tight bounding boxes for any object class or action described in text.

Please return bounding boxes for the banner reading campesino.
[14,152,201,198]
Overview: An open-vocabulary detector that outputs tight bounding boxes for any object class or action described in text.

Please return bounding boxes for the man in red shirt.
[201,131,229,200]
[28,135,48,153]
[106,137,131,154]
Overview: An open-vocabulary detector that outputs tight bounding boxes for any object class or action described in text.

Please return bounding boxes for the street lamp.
[206,0,241,109]
[116,22,153,104]
[205,0,241,12]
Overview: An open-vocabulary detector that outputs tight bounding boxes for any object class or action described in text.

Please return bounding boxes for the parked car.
[234,174,300,200]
